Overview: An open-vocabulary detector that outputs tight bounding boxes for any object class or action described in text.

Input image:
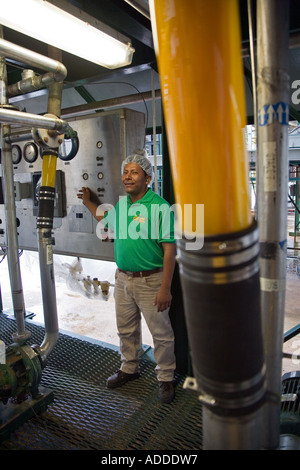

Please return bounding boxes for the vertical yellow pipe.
[41,153,57,188]
[150,0,251,236]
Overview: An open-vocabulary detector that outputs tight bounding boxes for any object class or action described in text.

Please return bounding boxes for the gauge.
[58,136,79,161]
[23,142,38,163]
[12,144,22,165]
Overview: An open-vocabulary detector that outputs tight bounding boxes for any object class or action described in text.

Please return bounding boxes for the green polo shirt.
[103,189,175,271]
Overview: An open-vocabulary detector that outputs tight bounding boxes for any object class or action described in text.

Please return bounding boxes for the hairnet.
[121,149,153,179]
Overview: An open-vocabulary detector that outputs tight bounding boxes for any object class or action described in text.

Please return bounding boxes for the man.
[77,150,176,403]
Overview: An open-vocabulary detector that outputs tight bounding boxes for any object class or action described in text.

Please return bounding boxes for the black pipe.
[36,186,55,230]
[177,222,266,419]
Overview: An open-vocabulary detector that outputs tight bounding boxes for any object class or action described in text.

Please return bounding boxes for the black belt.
[118,267,163,277]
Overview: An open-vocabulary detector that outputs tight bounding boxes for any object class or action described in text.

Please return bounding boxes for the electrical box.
[0,108,145,260]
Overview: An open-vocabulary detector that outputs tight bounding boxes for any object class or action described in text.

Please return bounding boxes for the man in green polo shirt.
[77,150,176,404]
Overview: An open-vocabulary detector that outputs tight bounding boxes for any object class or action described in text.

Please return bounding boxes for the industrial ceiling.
[1,0,300,127]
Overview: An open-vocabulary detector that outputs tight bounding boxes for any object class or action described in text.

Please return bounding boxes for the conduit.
[150,0,266,449]
[256,0,290,449]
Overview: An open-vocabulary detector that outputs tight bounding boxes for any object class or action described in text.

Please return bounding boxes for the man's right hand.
[77,186,104,221]
[77,186,90,205]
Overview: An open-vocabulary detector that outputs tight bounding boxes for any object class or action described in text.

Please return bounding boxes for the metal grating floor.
[0,313,202,450]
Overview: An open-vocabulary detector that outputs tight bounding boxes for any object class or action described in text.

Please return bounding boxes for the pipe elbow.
[33,331,59,367]
[55,62,67,82]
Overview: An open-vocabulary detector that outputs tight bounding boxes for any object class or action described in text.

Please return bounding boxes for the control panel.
[0,108,145,260]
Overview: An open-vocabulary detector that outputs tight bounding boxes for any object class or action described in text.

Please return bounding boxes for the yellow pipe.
[150,0,251,236]
[41,153,57,188]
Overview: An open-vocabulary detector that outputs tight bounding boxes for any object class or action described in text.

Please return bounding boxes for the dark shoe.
[158,381,175,404]
[106,370,140,389]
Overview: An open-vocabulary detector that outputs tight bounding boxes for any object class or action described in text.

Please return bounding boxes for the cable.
[67,79,150,139]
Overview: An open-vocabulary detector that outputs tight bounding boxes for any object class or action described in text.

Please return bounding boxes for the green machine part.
[0,344,42,404]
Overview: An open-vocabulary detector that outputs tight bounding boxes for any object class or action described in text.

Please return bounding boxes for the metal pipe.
[256,0,290,449]
[34,53,64,364]
[7,71,64,98]
[0,38,65,403]
[152,70,158,193]
[0,27,30,343]
[1,130,30,343]
[0,52,30,398]
[0,37,67,80]
[0,36,67,98]
[5,87,154,141]
[247,0,258,137]
[33,157,60,364]
[0,107,70,132]
[34,227,59,364]
[0,37,65,363]
[124,0,151,20]
[5,41,68,99]
[242,30,300,58]
[61,89,161,118]
[4,130,33,143]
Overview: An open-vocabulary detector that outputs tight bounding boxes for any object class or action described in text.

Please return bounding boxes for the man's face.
[122,162,148,196]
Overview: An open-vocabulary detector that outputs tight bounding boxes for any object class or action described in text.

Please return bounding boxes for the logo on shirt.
[96,198,205,251]
[133,215,147,224]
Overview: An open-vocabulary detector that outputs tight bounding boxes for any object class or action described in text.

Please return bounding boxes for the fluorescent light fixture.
[0,0,135,69]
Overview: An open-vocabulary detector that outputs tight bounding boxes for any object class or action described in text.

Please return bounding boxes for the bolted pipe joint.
[178,221,266,449]
[36,186,56,230]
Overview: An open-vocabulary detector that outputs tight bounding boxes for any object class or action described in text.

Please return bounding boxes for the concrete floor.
[0,215,300,377]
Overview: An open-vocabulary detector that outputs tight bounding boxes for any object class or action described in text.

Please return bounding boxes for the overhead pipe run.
[0,36,67,99]
[0,37,67,77]
[150,0,266,449]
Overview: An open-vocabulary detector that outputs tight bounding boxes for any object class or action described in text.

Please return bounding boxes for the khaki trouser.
[114,269,176,382]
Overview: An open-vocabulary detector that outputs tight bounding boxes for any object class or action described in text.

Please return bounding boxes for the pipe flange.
[33,113,64,148]
[12,329,31,344]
